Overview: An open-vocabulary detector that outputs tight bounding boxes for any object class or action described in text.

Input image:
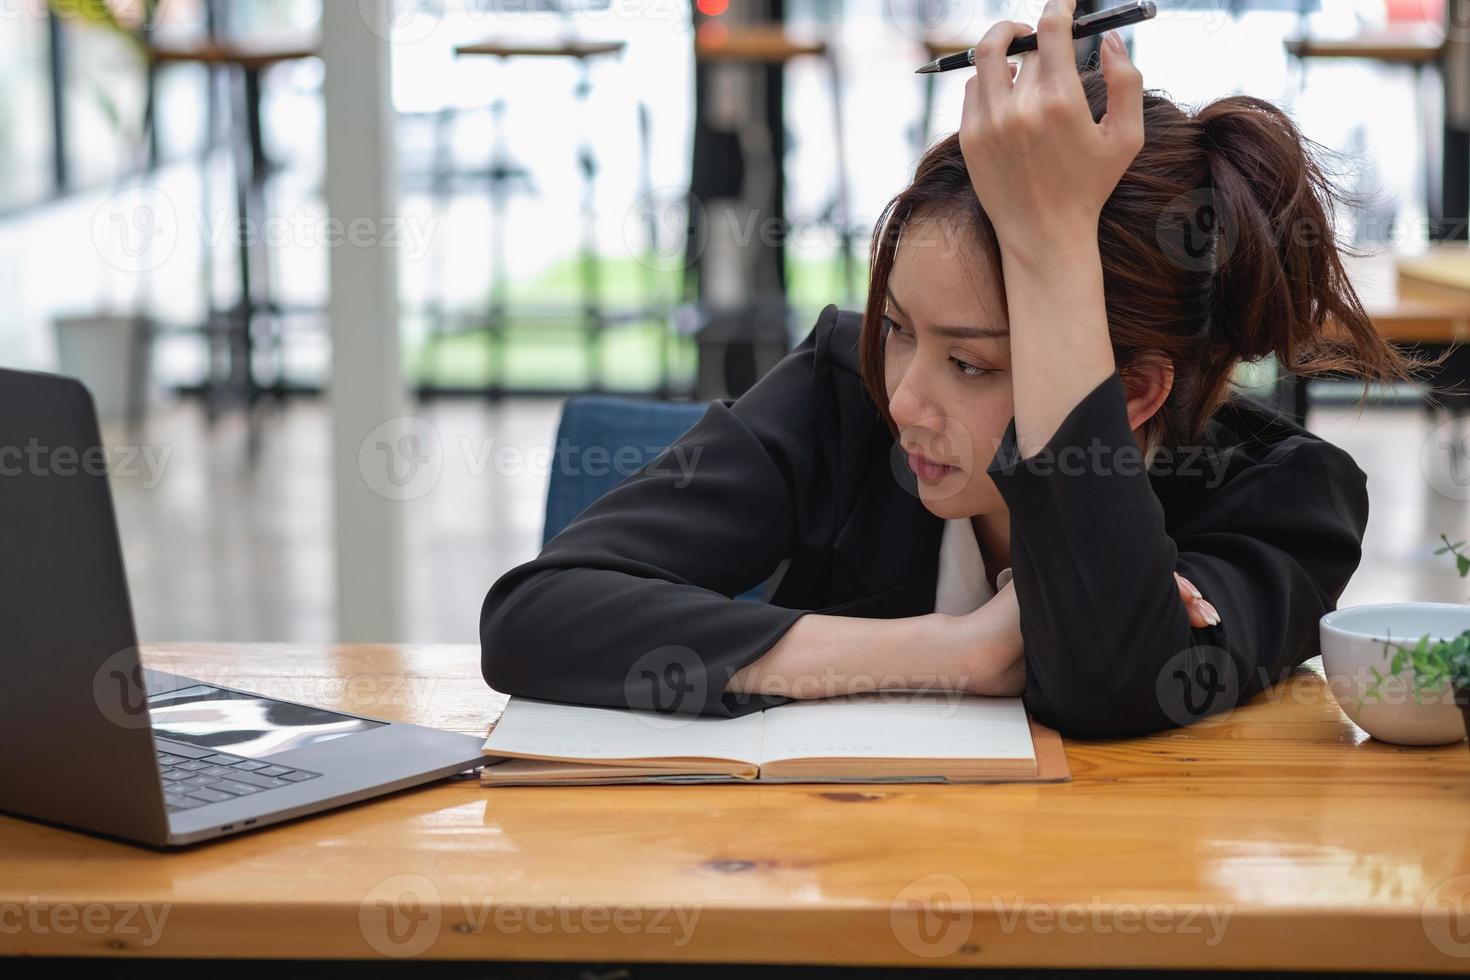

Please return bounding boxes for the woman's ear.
[1120,352,1174,432]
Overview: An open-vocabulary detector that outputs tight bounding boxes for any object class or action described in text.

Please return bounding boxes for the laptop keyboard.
[155,739,321,814]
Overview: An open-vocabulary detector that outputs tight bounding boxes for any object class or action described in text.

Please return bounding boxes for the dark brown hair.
[860,67,1444,451]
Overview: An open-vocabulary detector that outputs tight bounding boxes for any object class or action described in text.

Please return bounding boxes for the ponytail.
[1196,96,1441,402]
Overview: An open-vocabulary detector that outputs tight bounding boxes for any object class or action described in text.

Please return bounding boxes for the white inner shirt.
[933,518,1013,615]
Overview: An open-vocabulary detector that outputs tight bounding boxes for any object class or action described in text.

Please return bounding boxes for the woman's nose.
[888,367,941,432]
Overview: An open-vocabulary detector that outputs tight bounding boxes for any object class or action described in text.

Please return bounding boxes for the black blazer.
[480,304,1369,738]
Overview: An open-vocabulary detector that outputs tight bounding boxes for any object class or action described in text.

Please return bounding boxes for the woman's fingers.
[1098,29,1145,156]
[971,19,1033,103]
[1174,572,1221,628]
[1034,0,1079,84]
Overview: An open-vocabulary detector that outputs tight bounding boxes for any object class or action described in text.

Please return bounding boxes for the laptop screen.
[148,684,385,758]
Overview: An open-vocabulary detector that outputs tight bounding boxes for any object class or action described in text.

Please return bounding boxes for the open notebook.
[480,692,1071,785]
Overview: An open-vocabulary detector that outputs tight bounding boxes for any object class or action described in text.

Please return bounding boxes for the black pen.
[914,0,1157,74]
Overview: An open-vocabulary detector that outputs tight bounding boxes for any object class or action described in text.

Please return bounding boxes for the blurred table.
[431,38,630,396]
[2,642,1468,969]
[1276,247,1470,423]
[149,39,321,446]
[1284,24,1445,64]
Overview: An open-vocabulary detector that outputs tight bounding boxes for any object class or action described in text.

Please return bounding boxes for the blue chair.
[542,395,766,601]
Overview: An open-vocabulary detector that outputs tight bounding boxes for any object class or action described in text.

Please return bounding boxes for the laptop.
[0,368,488,847]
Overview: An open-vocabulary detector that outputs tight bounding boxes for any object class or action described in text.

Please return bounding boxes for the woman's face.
[882,217,1014,520]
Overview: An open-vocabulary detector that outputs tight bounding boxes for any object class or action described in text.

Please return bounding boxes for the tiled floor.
[105,392,1470,645]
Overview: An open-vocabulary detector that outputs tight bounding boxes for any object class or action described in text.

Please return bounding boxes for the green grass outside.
[406,251,867,391]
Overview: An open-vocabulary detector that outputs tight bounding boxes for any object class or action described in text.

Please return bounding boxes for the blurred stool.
[689,25,853,400]
[420,38,628,398]
[149,38,319,452]
[695,24,855,304]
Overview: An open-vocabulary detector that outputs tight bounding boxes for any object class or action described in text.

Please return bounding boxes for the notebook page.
[483,697,765,764]
[757,692,1034,764]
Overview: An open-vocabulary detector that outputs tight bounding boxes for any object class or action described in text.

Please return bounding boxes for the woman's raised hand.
[957,0,1144,265]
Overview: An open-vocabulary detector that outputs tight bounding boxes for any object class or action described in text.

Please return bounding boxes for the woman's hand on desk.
[953,579,1027,697]
[952,572,1221,697]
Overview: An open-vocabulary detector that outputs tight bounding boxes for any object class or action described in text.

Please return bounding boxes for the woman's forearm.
[724,601,1022,699]
[1000,236,1117,460]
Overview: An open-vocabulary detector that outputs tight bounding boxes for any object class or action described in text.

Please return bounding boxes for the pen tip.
[915,64,937,74]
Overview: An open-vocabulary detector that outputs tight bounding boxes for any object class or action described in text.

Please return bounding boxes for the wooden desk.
[148,41,322,71]
[1284,25,1446,65]
[3,643,1468,970]
[693,24,829,64]
[454,38,626,60]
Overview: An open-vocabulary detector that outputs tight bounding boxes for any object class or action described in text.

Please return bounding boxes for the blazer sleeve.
[986,369,1369,739]
[478,325,827,719]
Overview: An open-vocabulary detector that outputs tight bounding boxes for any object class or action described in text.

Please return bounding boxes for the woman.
[480,2,1425,738]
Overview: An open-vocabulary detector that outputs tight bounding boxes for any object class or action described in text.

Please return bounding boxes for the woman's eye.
[882,315,911,341]
[951,357,990,378]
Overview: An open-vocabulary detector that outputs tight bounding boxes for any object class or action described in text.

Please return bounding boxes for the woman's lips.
[907,451,958,482]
